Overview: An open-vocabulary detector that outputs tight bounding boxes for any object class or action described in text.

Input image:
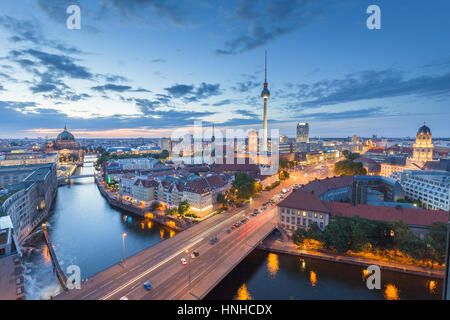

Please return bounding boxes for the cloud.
[0,100,214,134]
[212,99,233,106]
[0,15,84,54]
[232,80,259,93]
[101,0,190,25]
[215,0,330,55]
[151,58,167,63]
[91,83,150,93]
[235,109,259,118]
[165,84,194,97]
[298,107,385,121]
[164,82,222,102]
[296,69,450,108]
[14,49,93,79]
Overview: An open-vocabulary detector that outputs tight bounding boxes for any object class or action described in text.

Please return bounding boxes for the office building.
[296,123,309,143]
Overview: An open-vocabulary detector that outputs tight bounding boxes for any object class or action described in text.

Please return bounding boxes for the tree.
[178,200,190,218]
[334,160,367,176]
[159,150,170,159]
[232,172,257,200]
[322,218,353,253]
[345,152,360,161]
[292,228,308,246]
[150,201,160,211]
[216,193,227,208]
[279,170,289,180]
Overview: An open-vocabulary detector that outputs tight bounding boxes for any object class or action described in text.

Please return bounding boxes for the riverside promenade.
[258,234,444,279]
[95,177,186,231]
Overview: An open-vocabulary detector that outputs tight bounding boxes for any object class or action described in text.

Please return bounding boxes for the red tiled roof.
[278,191,330,214]
[212,163,260,173]
[184,174,226,193]
[299,175,353,197]
[134,179,158,188]
[326,202,448,227]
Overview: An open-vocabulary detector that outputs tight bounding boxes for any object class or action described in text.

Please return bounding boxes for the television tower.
[261,50,270,153]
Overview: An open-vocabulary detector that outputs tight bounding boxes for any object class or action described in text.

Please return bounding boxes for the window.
[303,211,306,217]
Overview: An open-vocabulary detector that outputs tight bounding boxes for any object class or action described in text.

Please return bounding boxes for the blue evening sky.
[0,0,449,138]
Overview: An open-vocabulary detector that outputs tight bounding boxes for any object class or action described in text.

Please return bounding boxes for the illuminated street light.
[122,233,127,265]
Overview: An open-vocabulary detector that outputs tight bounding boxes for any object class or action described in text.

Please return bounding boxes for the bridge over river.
[55,205,277,300]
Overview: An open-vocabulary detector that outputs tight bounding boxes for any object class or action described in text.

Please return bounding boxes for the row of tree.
[293,216,448,265]
[96,150,169,167]
[334,159,367,175]
[159,200,190,219]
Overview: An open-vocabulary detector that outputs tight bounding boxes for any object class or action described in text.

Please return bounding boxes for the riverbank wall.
[258,236,444,279]
[95,178,186,231]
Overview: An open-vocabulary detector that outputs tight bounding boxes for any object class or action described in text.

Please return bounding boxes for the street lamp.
[185,249,191,293]
[122,233,127,265]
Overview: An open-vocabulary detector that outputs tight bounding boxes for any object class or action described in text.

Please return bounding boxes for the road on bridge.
[55,163,336,300]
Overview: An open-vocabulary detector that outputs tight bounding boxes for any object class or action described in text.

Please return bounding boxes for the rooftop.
[278,191,330,213]
[0,189,20,206]
[299,175,353,197]
[326,202,447,227]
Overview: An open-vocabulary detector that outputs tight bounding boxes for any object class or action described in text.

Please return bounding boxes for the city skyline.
[0,1,450,139]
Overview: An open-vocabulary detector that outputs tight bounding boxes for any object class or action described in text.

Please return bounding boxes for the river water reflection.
[23,156,174,300]
[205,250,443,300]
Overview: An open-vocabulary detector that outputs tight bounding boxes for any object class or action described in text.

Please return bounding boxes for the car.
[120,296,128,300]
[193,250,200,257]
[181,258,187,265]
[210,238,216,244]
[253,209,259,214]
[231,225,236,230]
[226,228,231,233]
[143,282,152,291]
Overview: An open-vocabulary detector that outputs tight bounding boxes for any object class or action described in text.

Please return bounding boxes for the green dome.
[57,126,75,141]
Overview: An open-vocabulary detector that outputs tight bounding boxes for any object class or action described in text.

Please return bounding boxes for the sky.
[0,0,449,139]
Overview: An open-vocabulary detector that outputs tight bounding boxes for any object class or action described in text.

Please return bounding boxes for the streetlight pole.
[122,233,127,265]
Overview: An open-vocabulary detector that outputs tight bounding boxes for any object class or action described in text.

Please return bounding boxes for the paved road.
[55,164,336,300]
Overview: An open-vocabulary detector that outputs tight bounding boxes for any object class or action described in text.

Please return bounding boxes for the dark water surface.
[23,156,174,299]
[205,250,443,300]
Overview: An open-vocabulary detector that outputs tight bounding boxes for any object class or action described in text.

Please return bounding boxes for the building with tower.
[411,123,434,162]
[380,123,439,178]
[45,125,83,163]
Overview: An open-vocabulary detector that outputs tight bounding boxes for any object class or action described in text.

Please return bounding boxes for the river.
[22,156,175,300]
[21,156,443,300]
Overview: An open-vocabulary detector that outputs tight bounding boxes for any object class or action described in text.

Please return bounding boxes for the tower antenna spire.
[264,50,267,83]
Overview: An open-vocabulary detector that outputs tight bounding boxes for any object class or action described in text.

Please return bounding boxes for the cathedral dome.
[57,126,75,141]
[417,124,431,135]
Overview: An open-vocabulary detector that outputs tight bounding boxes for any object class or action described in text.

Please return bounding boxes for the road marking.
[100,237,204,300]
[99,209,247,300]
